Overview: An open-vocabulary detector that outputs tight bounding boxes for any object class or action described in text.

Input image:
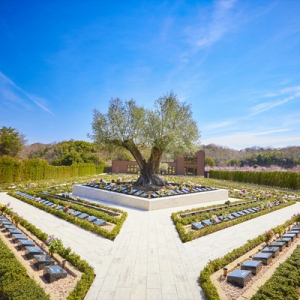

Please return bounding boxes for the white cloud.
[195,0,237,48]
[0,71,54,116]
[202,129,300,150]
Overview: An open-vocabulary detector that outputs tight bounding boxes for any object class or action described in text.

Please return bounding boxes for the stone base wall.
[73,185,228,211]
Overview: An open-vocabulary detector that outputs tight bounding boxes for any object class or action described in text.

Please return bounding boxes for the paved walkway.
[1,192,299,300]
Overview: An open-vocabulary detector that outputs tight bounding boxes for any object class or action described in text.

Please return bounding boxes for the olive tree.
[0,126,26,157]
[89,92,200,186]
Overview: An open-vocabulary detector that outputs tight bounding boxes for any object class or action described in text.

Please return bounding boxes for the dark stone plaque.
[78,213,89,219]
[253,252,272,265]
[25,246,44,259]
[192,222,204,230]
[241,260,262,275]
[87,216,97,223]
[43,265,67,283]
[262,246,280,258]
[227,269,252,288]
[33,254,55,270]
[94,219,106,226]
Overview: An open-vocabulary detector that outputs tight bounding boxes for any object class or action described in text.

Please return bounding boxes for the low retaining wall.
[73,185,228,211]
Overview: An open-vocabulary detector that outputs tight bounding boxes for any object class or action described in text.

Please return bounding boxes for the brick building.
[112,150,205,176]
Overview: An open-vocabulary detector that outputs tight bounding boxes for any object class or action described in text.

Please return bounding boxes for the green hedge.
[172,200,295,242]
[251,246,300,300]
[199,217,297,300]
[0,156,105,183]
[10,192,127,240]
[0,205,95,300]
[209,170,300,190]
[0,235,50,300]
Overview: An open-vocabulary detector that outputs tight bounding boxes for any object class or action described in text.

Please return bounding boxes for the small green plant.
[46,236,63,255]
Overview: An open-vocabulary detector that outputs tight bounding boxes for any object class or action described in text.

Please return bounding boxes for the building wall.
[112,150,205,176]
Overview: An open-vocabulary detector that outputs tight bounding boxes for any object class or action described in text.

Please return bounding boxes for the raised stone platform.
[72,185,228,211]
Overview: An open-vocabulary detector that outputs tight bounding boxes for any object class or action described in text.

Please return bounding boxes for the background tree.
[205,156,215,167]
[89,92,200,186]
[0,126,26,157]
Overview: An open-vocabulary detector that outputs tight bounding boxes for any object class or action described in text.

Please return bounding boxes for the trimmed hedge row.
[0,156,105,183]
[209,170,300,190]
[251,245,300,300]
[0,231,51,300]
[10,192,128,240]
[199,217,297,300]
[172,200,295,242]
[0,205,95,300]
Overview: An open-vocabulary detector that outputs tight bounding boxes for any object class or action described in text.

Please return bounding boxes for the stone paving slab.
[1,192,299,300]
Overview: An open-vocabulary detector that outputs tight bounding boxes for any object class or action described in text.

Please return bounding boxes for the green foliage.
[2,205,95,300]
[0,126,26,157]
[209,170,300,190]
[0,238,50,300]
[205,156,215,167]
[251,246,300,300]
[172,199,295,242]
[11,191,128,241]
[0,157,100,183]
[29,140,105,167]
[203,144,300,168]
[0,156,21,182]
[199,217,296,300]
[89,92,200,176]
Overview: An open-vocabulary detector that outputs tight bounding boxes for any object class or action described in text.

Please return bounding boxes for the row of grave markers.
[16,192,107,226]
[85,182,216,198]
[226,225,300,288]
[0,213,67,283]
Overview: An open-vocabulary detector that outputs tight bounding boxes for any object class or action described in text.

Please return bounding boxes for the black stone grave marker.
[8,228,22,235]
[287,231,299,238]
[151,193,158,198]
[33,254,55,270]
[78,213,89,220]
[94,219,106,226]
[4,225,16,231]
[253,252,272,265]
[241,260,262,275]
[25,246,44,259]
[1,220,12,226]
[227,269,252,288]
[228,215,235,220]
[129,189,137,195]
[67,209,75,215]
[202,219,213,226]
[73,211,81,217]
[282,234,296,242]
[232,212,241,218]
[43,265,67,283]
[262,246,280,258]
[269,241,285,251]
[276,238,292,247]
[87,216,97,223]
[18,239,35,249]
[238,211,246,216]
[192,222,204,230]
[12,233,27,243]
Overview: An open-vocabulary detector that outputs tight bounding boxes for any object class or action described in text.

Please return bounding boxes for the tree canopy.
[0,126,26,157]
[89,92,200,185]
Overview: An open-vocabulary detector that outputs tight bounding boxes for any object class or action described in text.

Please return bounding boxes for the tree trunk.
[136,146,165,186]
[136,165,166,186]
[122,140,166,187]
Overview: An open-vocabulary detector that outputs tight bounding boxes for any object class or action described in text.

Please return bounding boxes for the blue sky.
[0,0,300,150]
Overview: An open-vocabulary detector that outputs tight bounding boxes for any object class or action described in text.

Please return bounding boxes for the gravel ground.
[219,237,298,300]
[0,227,78,300]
